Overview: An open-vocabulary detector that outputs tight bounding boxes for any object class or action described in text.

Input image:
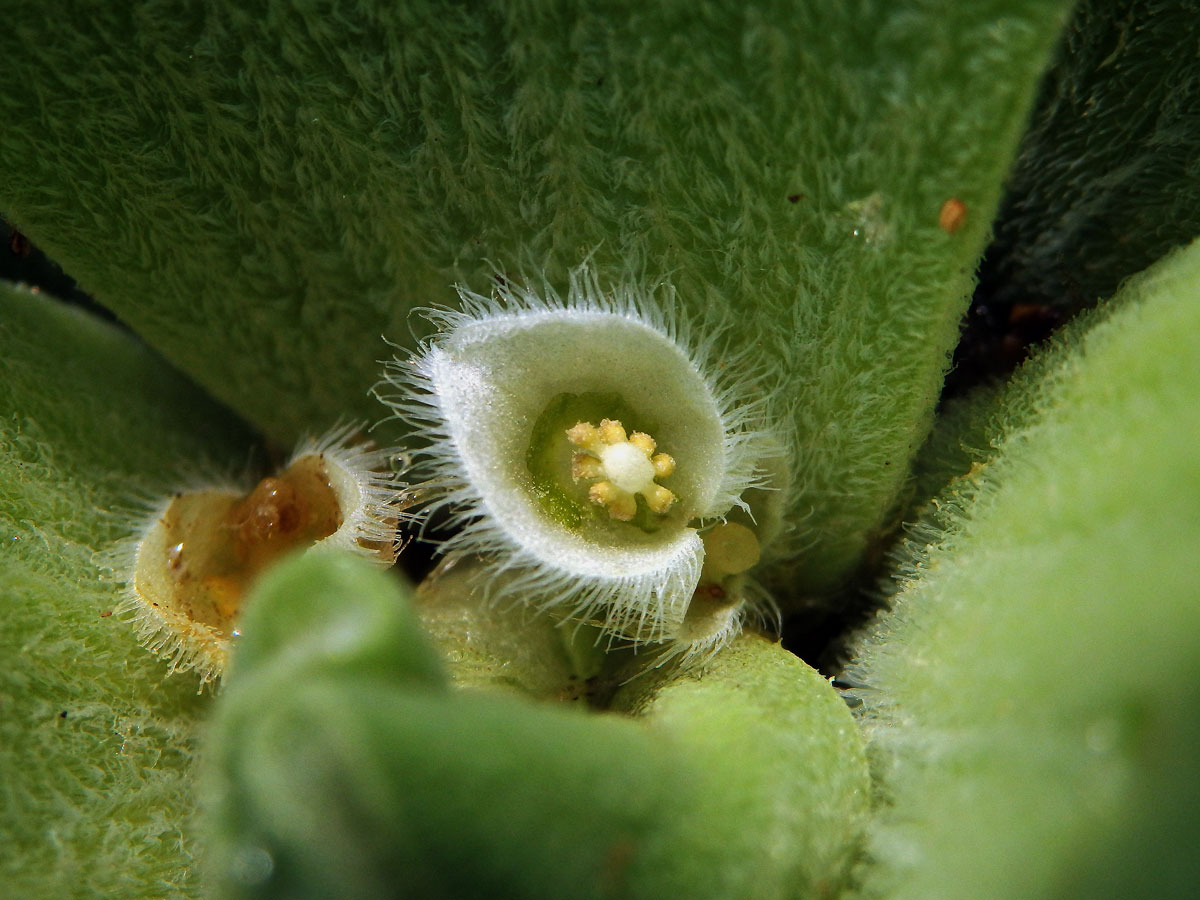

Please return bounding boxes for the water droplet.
[167,541,185,579]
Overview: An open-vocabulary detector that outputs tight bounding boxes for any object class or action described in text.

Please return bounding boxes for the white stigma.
[601,442,655,493]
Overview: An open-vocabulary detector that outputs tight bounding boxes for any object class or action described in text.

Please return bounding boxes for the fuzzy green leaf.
[0,0,1072,595]
[846,239,1200,900]
[0,283,252,898]
[205,550,869,900]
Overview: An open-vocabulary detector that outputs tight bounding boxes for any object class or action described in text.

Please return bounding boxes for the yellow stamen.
[652,453,676,478]
[644,484,676,515]
[566,417,677,520]
[629,432,656,455]
[598,418,627,444]
[589,481,637,521]
[571,452,604,480]
[566,421,601,451]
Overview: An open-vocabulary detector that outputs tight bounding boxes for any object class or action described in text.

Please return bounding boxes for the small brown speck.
[787,193,803,204]
[938,197,967,234]
[59,710,68,719]
[99,610,112,618]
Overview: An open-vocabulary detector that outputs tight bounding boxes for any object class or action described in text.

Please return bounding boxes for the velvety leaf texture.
[0,284,251,898]
[0,0,1072,595]
[846,240,1200,900]
[206,551,869,900]
[11,2,1198,898]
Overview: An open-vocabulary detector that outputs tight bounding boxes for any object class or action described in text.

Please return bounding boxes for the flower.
[114,423,405,685]
[376,265,778,652]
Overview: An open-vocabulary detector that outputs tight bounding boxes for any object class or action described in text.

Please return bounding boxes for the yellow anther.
[571,452,604,481]
[589,481,637,521]
[599,418,627,444]
[644,484,676,515]
[566,421,602,452]
[590,480,619,508]
[567,418,677,521]
[652,453,676,478]
[589,481,617,504]
[629,432,656,455]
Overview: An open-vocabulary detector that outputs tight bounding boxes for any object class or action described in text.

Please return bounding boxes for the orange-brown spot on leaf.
[938,197,968,234]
